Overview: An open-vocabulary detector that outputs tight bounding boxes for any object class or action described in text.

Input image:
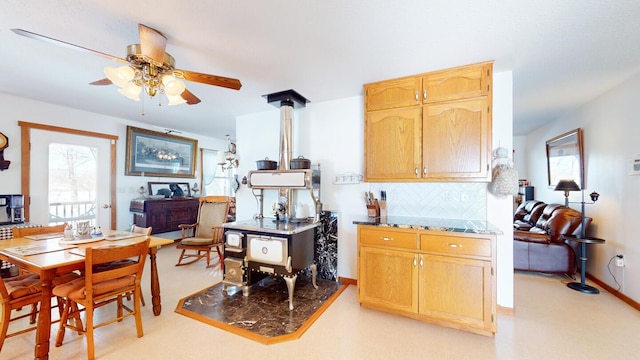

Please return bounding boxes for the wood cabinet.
[130,197,199,235]
[357,225,496,336]
[363,61,493,182]
[364,107,422,180]
[365,62,492,111]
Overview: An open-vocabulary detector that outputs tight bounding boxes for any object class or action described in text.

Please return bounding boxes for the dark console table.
[130,197,199,235]
[564,235,606,294]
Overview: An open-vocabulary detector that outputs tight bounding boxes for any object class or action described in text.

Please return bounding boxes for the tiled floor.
[3,243,640,359]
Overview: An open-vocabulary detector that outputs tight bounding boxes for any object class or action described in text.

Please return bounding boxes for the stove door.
[247,235,288,266]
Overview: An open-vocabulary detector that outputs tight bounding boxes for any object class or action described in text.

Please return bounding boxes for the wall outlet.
[615,255,625,267]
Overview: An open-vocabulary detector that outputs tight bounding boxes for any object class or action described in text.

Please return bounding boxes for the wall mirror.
[147,182,191,198]
[546,128,584,189]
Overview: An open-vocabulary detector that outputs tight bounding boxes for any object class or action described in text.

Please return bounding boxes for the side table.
[564,235,606,294]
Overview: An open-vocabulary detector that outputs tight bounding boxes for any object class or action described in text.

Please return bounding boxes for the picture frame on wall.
[125,126,198,178]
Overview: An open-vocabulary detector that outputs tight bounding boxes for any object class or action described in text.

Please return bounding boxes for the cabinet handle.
[415,91,419,102]
[413,255,417,267]
[423,90,427,101]
[415,167,419,177]
[445,243,463,248]
[423,166,427,175]
[380,237,394,241]
[419,255,424,268]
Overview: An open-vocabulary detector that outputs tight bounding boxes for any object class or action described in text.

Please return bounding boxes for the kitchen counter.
[223,217,320,235]
[352,216,502,235]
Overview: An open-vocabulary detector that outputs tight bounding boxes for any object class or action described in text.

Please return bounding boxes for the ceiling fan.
[11,24,242,106]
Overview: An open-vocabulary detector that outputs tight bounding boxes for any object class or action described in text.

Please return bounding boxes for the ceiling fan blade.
[181,89,201,105]
[174,69,242,91]
[11,28,127,63]
[89,78,113,86]
[138,24,167,66]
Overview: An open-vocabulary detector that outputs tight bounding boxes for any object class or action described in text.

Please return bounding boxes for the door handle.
[102,204,110,209]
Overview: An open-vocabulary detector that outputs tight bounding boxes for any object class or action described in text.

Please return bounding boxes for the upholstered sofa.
[513,202,589,274]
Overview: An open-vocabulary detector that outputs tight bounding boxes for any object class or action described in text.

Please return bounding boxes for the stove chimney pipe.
[262,89,310,171]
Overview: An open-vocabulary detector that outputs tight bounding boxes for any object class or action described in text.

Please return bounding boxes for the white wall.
[235,70,515,308]
[521,72,640,303]
[0,92,227,231]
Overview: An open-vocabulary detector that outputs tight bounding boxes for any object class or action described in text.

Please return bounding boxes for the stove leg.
[284,275,297,310]
[310,263,318,289]
[242,285,249,297]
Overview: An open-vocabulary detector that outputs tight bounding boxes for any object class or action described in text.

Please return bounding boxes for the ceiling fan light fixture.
[162,75,186,96]
[104,65,135,87]
[118,82,142,101]
[166,94,187,106]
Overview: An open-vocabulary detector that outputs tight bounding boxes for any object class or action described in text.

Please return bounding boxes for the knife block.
[367,200,380,218]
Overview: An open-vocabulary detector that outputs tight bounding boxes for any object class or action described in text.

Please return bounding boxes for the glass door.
[30,129,112,230]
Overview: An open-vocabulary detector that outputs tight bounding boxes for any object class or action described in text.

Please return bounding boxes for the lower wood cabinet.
[357,225,497,336]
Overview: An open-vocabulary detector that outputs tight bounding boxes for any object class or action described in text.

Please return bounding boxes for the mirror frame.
[546,128,584,189]
[147,182,191,198]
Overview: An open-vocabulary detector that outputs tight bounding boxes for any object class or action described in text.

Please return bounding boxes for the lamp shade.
[162,75,186,96]
[166,94,187,106]
[104,66,135,87]
[117,82,142,101]
[554,179,581,192]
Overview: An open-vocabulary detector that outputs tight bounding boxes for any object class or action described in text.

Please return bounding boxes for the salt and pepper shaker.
[64,223,73,239]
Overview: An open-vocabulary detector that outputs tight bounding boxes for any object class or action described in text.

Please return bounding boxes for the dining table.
[0,230,174,360]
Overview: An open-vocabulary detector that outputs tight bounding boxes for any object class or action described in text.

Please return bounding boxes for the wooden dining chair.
[0,273,42,352]
[11,223,66,238]
[176,196,230,269]
[9,223,73,322]
[54,238,150,360]
[0,271,80,353]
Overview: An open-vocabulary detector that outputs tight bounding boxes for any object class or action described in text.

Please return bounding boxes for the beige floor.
[3,243,640,360]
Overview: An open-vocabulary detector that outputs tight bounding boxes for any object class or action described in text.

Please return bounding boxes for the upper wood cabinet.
[365,77,421,111]
[422,97,491,180]
[365,62,492,111]
[363,61,493,182]
[422,63,492,103]
[364,107,422,180]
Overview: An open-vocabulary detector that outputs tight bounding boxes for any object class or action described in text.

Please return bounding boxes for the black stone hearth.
[175,275,346,344]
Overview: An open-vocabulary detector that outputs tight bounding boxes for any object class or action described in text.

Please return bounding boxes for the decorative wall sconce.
[218,134,239,171]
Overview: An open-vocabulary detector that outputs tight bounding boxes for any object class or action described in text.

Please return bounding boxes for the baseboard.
[587,273,640,312]
[338,277,357,286]
[497,305,515,316]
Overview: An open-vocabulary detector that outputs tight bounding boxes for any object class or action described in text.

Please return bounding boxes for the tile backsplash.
[368,182,487,221]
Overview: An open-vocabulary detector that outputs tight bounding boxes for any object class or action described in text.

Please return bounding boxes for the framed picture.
[147,182,191,197]
[125,126,198,178]
[546,128,584,189]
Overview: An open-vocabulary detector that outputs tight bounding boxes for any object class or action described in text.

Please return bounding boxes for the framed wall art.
[125,126,198,178]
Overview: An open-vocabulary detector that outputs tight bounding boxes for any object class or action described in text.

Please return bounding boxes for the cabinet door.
[365,77,421,111]
[422,63,491,104]
[422,97,490,180]
[365,107,422,181]
[359,246,418,313]
[418,254,494,332]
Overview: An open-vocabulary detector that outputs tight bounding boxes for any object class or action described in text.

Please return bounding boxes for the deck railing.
[49,200,96,225]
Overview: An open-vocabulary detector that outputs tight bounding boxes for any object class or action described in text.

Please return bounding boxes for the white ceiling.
[1,0,639,139]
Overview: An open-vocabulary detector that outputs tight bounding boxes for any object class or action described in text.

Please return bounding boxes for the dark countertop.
[353,216,502,235]
[223,218,320,235]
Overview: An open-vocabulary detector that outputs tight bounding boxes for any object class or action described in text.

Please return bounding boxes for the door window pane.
[48,143,98,226]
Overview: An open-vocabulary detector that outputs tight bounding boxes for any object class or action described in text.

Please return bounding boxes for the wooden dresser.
[130,197,199,235]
